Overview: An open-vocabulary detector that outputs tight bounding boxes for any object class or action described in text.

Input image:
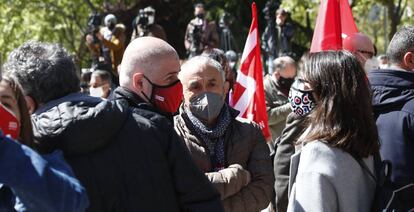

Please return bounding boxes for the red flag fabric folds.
[230,2,271,141]
[310,0,358,52]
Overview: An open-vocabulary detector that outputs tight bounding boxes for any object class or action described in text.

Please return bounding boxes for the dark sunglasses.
[357,50,375,59]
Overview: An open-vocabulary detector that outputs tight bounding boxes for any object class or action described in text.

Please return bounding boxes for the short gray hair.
[4,41,80,104]
[273,56,295,73]
[180,56,225,81]
[386,26,414,64]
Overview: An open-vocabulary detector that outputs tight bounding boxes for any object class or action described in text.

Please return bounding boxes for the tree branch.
[83,0,98,12]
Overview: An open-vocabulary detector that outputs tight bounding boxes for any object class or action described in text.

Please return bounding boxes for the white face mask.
[276,18,282,26]
[379,63,389,69]
[89,86,105,98]
[148,15,155,25]
[364,57,380,73]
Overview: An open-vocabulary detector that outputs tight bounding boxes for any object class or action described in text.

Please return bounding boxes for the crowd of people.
[0,2,414,212]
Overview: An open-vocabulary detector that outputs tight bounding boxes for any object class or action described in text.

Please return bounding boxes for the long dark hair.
[301,51,379,158]
[2,77,34,148]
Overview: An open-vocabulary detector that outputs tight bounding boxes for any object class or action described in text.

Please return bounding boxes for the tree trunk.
[382,0,407,41]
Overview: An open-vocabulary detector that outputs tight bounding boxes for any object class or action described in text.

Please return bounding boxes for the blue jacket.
[368,68,414,185]
[0,133,89,212]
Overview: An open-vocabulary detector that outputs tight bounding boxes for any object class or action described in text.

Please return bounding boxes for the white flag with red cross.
[230,2,271,141]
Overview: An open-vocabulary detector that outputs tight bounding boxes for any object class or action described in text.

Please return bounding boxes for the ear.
[132,73,144,90]
[402,52,414,70]
[24,96,37,114]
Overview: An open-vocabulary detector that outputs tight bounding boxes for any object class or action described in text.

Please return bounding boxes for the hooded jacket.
[368,68,414,185]
[32,92,223,212]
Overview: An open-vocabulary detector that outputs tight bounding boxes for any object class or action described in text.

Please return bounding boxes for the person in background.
[264,56,296,144]
[343,32,379,72]
[0,76,89,212]
[217,13,238,52]
[80,69,92,94]
[272,53,309,212]
[377,54,390,69]
[262,9,295,75]
[175,56,274,212]
[225,50,238,78]
[89,70,112,99]
[368,26,414,208]
[184,3,219,58]
[86,14,126,76]
[287,51,378,211]
[131,6,167,41]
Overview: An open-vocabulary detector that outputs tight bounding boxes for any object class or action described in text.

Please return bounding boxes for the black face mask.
[108,23,115,30]
[277,76,295,90]
[196,13,205,19]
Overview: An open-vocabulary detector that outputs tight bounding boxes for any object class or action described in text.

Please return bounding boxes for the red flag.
[340,0,358,39]
[230,2,271,141]
[310,0,358,52]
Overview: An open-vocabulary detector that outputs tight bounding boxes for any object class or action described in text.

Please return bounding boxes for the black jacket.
[32,92,224,212]
[369,69,414,185]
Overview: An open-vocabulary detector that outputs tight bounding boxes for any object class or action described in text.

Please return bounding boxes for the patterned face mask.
[288,79,315,116]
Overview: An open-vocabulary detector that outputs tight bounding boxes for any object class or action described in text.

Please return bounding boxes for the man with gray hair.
[264,56,296,142]
[174,56,274,212]
[6,40,223,211]
[368,26,414,208]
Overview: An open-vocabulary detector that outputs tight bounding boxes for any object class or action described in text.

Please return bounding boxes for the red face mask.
[0,103,20,140]
[143,76,183,114]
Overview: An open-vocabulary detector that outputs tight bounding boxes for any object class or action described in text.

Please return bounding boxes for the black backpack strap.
[351,153,377,183]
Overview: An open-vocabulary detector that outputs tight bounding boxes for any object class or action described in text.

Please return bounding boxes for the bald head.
[120,37,179,88]
[343,33,375,65]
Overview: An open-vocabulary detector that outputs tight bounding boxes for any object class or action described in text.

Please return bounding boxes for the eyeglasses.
[357,50,375,59]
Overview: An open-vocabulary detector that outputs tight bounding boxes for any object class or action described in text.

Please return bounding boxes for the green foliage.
[1,0,412,68]
[0,0,105,66]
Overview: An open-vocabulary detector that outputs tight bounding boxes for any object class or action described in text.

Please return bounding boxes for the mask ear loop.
[141,75,154,103]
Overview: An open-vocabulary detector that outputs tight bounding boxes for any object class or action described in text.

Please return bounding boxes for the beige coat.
[174,108,274,212]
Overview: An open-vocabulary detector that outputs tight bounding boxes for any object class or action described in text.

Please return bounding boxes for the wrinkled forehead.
[182,63,222,81]
[181,58,224,80]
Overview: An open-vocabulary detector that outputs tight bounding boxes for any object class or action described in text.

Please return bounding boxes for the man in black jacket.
[368,26,414,207]
[5,41,224,211]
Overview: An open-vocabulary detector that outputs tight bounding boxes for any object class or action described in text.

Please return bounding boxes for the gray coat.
[287,141,375,212]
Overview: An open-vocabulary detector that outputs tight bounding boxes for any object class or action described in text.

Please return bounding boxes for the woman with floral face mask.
[174,56,274,212]
[287,51,380,212]
[0,77,89,211]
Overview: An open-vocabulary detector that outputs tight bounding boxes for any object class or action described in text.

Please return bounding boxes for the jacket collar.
[34,92,101,115]
[112,87,174,121]
[368,68,414,88]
